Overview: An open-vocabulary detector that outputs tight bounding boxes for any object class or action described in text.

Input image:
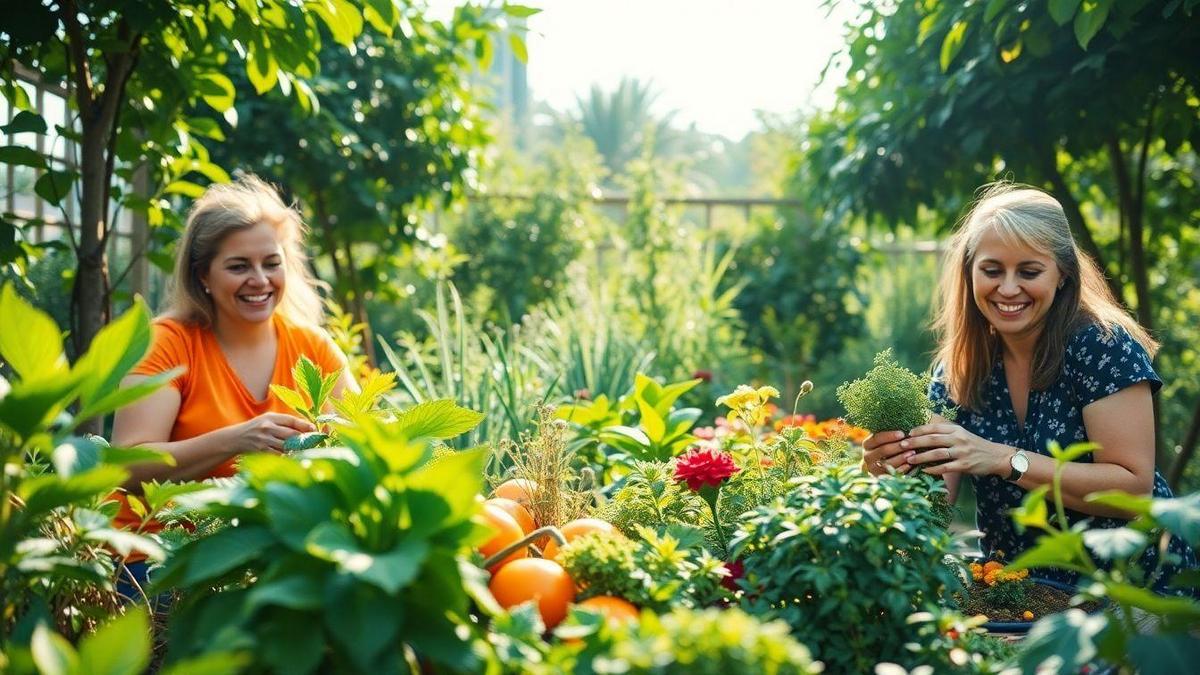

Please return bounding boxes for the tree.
[208,3,531,363]
[802,0,1200,473]
[1,0,396,431]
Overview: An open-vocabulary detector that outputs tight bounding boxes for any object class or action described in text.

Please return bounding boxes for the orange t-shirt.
[113,314,347,538]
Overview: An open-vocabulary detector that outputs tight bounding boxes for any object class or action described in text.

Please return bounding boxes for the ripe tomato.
[479,502,527,572]
[493,478,539,505]
[489,558,576,629]
[577,596,639,627]
[541,517,617,560]
[487,497,536,535]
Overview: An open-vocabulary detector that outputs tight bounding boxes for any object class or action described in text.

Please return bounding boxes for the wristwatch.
[1005,450,1029,482]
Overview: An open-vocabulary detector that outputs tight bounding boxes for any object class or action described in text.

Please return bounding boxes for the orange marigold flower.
[984,561,1003,573]
[1023,610,1034,621]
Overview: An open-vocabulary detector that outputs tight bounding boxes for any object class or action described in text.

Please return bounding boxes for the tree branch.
[1168,392,1200,490]
[60,0,94,121]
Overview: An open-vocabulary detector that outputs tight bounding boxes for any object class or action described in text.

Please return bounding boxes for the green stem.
[706,498,728,557]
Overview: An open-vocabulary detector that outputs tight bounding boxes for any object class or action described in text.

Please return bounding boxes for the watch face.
[1013,453,1030,472]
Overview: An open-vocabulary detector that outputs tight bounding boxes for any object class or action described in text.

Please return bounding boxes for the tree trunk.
[1168,394,1200,490]
[338,236,378,368]
[1038,150,1124,304]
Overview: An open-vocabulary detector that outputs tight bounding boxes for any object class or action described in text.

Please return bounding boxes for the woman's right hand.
[229,413,315,454]
[862,430,915,476]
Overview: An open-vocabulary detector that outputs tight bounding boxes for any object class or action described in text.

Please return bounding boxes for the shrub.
[546,606,821,674]
[836,348,939,434]
[730,464,958,672]
[155,403,496,674]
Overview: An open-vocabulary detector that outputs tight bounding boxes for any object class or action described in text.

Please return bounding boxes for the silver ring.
[874,460,884,469]
[945,448,953,460]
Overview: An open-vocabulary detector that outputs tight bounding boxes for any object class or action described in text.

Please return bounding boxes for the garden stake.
[482,526,567,570]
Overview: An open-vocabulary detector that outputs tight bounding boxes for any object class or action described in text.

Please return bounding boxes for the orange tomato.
[479,502,527,572]
[577,596,639,627]
[541,518,618,560]
[489,558,576,629]
[493,478,539,505]
[487,497,536,535]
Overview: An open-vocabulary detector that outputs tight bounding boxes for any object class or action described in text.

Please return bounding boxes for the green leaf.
[637,397,666,444]
[0,283,67,380]
[160,653,252,675]
[31,622,78,675]
[0,369,85,440]
[84,528,166,561]
[246,41,279,94]
[197,72,236,111]
[1150,493,1200,545]
[72,297,153,414]
[1009,530,1086,569]
[78,608,151,675]
[408,447,487,524]
[1049,0,1082,24]
[102,446,175,469]
[34,169,78,205]
[324,578,401,669]
[363,0,398,35]
[1082,527,1147,560]
[2,110,48,135]
[504,4,542,18]
[1017,609,1106,672]
[1085,490,1152,516]
[940,21,969,72]
[508,33,528,63]
[1011,485,1051,532]
[75,367,184,422]
[362,539,430,594]
[1047,440,1099,463]
[1128,634,1197,675]
[984,0,1009,22]
[1073,0,1112,49]
[258,609,324,674]
[394,398,485,440]
[0,145,46,168]
[264,482,336,550]
[19,466,129,519]
[51,437,102,477]
[1104,581,1200,619]
[181,526,275,586]
[270,384,312,416]
[140,480,210,512]
[246,574,325,611]
[164,180,206,198]
[283,432,328,451]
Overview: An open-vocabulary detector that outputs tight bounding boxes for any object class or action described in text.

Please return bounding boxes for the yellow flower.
[716,384,780,427]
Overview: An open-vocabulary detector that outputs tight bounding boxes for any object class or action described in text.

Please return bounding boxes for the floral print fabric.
[929,323,1196,592]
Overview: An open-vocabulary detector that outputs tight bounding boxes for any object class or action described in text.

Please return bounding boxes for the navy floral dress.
[929,323,1196,593]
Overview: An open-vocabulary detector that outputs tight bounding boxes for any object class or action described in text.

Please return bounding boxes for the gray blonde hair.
[932,182,1156,409]
[164,174,324,328]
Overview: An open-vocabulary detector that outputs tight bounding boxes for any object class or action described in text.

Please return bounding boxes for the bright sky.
[431,0,853,140]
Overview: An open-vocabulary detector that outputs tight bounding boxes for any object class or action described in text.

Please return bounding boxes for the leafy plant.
[600,461,706,537]
[154,400,498,673]
[1007,441,1200,674]
[837,349,940,434]
[543,606,821,674]
[557,528,728,612]
[875,607,1016,675]
[0,285,175,640]
[730,464,959,672]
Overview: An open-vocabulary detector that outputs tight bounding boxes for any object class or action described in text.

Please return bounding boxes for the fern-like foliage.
[836,349,934,433]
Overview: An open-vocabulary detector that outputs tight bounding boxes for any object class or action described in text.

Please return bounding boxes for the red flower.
[721,559,745,592]
[673,447,739,492]
[692,370,713,383]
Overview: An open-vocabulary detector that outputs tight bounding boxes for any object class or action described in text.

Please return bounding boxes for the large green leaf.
[72,298,153,412]
[258,608,324,675]
[0,283,67,380]
[1082,527,1148,560]
[0,144,46,168]
[1073,0,1112,49]
[1104,581,1200,619]
[181,526,276,586]
[1085,490,1152,516]
[1150,493,1200,545]
[306,522,425,594]
[84,528,166,561]
[0,370,84,439]
[31,622,78,675]
[394,398,485,440]
[18,466,129,519]
[1017,609,1106,672]
[407,447,487,524]
[75,367,184,422]
[264,482,337,550]
[324,578,401,670]
[940,21,968,72]
[51,437,103,478]
[636,397,666,444]
[1128,633,1199,673]
[34,169,79,205]
[77,608,151,675]
[1,110,47,134]
[1009,530,1085,570]
[246,574,325,611]
[1049,0,1082,25]
[1011,485,1051,532]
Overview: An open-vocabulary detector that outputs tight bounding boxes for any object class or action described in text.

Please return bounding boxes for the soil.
[955,583,1103,622]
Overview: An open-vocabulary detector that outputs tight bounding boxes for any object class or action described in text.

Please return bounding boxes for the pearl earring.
[204,286,211,294]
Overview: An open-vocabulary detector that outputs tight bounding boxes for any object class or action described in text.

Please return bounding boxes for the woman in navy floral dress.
[862,183,1195,592]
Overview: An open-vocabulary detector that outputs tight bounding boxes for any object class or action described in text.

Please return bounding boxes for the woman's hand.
[229,413,315,454]
[862,430,916,476]
[901,421,1009,477]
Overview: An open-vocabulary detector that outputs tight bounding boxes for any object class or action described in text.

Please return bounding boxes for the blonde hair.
[165,174,324,328]
[932,182,1156,409]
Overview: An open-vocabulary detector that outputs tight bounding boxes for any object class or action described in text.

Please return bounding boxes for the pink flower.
[673,447,740,492]
[573,388,591,400]
[693,426,716,440]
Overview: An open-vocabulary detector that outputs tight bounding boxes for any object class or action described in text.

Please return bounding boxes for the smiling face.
[970,227,1062,342]
[201,221,286,327]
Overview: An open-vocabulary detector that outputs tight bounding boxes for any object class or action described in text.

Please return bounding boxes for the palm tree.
[567,77,681,176]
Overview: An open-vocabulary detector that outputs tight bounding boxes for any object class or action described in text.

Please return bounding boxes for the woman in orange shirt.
[111,175,355,596]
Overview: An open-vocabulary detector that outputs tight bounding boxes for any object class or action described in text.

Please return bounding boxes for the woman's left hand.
[901,422,1010,477]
